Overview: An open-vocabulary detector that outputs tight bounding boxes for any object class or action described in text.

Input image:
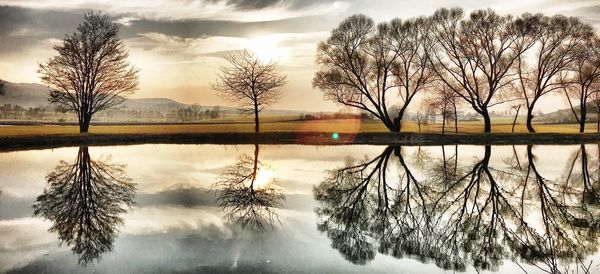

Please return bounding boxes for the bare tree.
[34,147,135,265]
[314,146,434,266]
[212,50,286,132]
[515,14,592,132]
[313,15,436,132]
[415,101,431,133]
[315,144,600,272]
[430,8,536,133]
[509,102,523,132]
[213,144,284,231]
[425,84,457,135]
[38,12,138,133]
[560,37,600,133]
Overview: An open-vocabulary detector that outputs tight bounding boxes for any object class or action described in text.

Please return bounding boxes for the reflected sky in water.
[0,144,599,273]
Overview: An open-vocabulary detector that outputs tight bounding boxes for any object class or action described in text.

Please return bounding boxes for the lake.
[0,144,599,274]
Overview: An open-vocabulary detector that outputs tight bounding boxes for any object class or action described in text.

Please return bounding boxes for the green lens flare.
[332,133,339,140]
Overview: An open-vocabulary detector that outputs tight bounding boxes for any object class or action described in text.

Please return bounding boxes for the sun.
[254,168,275,188]
[247,35,289,63]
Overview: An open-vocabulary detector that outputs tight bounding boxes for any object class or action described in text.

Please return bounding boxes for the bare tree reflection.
[563,145,600,207]
[314,146,436,266]
[213,144,285,231]
[499,145,600,273]
[315,145,600,273]
[430,145,521,271]
[33,147,135,265]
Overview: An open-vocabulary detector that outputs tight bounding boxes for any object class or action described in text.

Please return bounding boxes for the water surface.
[0,144,599,274]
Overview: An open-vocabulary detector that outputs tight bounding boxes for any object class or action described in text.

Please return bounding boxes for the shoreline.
[1,132,600,152]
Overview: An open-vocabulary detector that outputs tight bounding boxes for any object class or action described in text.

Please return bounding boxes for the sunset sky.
[1,0,600,112]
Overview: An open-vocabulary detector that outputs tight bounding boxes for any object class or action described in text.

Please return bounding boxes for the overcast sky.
[1,0,599,111]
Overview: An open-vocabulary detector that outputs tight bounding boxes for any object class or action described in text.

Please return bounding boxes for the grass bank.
[1,118,600,136]
[1,119,600,151]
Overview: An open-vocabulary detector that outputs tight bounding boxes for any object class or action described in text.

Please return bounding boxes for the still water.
[0,144,599,274]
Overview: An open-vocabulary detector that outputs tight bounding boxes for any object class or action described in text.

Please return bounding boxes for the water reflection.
[33,146,136,265]
[314,145,600,273]
[4,144,600,273]
[213,144,285,231]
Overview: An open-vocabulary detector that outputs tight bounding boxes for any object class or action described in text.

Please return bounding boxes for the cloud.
[126,31,325,64]
[216,0,281,10]
[0,0,350,22]
[0,5,338,55]
[0,218,53,250]
[0,6,82,55]
[120,15,338,39]
[135,186,216,208]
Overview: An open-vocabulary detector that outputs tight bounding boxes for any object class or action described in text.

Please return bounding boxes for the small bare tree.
[38,11,138,133]
[425,84,457,135]
[509,102,523,132]
[212,50,287,133]
[415,102,432,133]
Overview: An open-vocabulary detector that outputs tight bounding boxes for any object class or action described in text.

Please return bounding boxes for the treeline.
[0,104,57,120]
[299,111,375,121]
[167,106,222,122]
[314,8,600,133]
[0,103,224,123]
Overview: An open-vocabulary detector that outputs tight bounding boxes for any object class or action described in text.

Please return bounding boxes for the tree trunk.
[454,119,458,133]
[441,146,447,181]
[526,107,535,133]
[389,122,401,132]
[453,102,458,133]
[481,109,492,133]
[253,100,260,133]
[390,109,405,133]
[580,106,586,133]
[512,106,520,133]
[453,145,458,177]
[597,109,600,133]
[79,113,91,133]
[250,143,259,189]
[483,145,491,165]
[441,115,446,135]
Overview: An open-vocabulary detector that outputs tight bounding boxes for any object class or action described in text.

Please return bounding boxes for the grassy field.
[0,118,599,137]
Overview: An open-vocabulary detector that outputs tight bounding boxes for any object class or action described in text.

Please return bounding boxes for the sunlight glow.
[247,35,289,63]
[254,168,275,188]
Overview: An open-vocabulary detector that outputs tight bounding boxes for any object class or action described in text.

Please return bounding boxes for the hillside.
[0,82,50,107]
[537,103,599,123]
[0,81,306,115]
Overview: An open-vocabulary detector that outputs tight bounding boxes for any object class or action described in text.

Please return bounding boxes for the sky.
[1,0,600,112]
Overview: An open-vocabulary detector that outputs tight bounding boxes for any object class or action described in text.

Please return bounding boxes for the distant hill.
[0,81,50,107]
[119,98,188,112]
[0,80,306,115]
[537,103,599,123]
